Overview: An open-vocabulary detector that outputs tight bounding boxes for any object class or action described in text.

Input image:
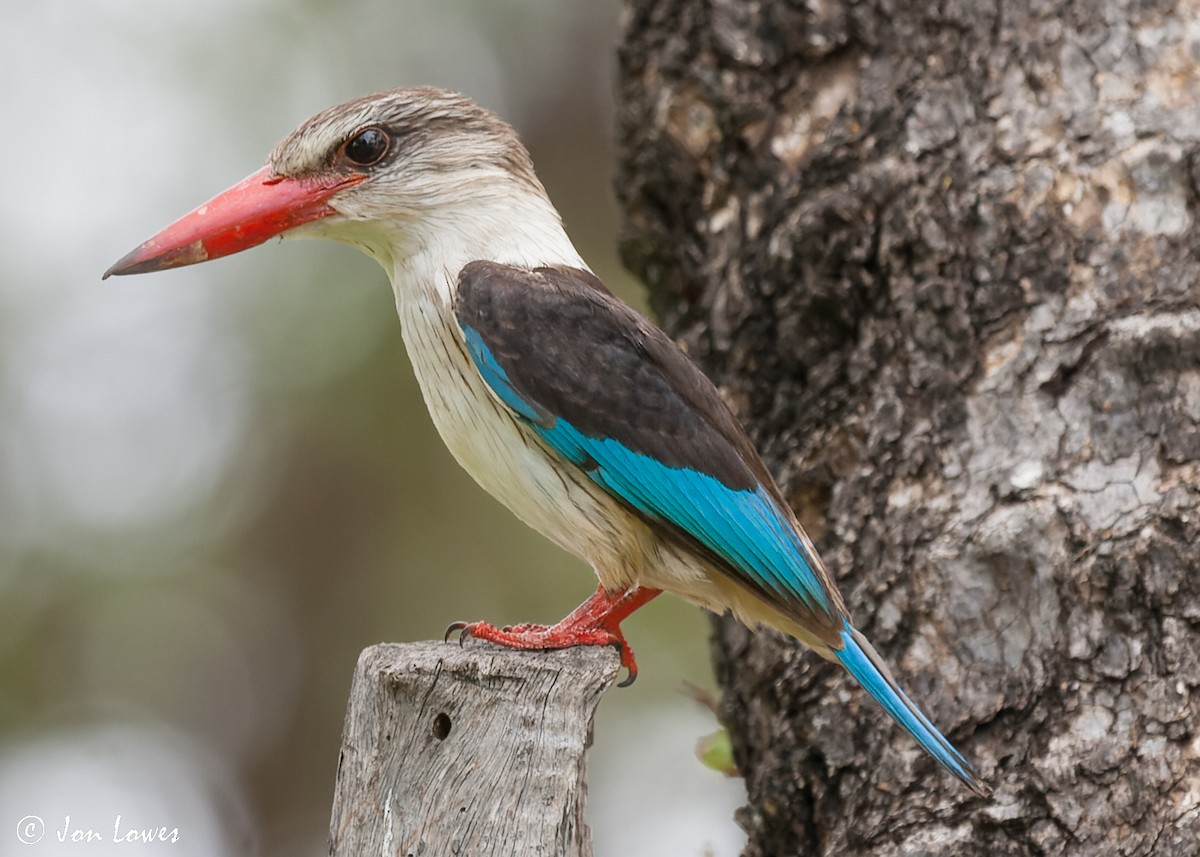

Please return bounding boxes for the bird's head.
[104,87,553,278]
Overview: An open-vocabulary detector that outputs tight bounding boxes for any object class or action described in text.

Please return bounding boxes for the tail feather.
[834,622,990,797]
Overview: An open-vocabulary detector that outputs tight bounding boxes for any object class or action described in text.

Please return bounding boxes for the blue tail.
[834,622,989,796]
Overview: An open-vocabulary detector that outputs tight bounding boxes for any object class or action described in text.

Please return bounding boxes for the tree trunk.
[615,1,1200,854]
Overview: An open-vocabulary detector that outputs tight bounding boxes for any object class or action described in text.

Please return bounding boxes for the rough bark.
[615,0,1200,854]
[328,642,619,856]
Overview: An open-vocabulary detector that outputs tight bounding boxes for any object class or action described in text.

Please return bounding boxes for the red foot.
[445,585,661,687]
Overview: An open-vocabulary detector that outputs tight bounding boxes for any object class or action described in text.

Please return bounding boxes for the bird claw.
[443,617,639,686]
[441,586,658,688]
[614,640,638,688]
[443,621,472,645]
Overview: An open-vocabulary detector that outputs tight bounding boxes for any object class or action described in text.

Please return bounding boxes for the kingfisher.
[105,87,988,795]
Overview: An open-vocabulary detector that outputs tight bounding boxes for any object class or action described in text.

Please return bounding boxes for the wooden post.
[328,641,621,856]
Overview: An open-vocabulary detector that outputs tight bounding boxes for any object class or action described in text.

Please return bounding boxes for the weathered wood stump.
[329,641,621,856]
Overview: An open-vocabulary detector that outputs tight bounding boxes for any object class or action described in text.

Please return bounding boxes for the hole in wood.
[432,712,452,740]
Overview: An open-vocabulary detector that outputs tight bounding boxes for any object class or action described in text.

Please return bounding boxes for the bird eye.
[344,127,390,166]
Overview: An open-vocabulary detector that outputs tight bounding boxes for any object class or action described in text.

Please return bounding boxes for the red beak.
[103,166,366,279]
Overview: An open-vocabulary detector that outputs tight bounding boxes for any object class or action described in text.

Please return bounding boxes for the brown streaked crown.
[268,87,544,196]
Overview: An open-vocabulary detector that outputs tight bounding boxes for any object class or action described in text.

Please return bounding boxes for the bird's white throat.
[399,185,587,305]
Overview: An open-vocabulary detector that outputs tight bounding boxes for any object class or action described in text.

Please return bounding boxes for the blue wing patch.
[463,324,832,616]
[463,327,551,426]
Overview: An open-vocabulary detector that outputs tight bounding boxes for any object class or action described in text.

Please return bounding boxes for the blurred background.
[0,1,747,854]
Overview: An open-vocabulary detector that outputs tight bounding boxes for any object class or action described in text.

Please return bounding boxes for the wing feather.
[455,261,846,640]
